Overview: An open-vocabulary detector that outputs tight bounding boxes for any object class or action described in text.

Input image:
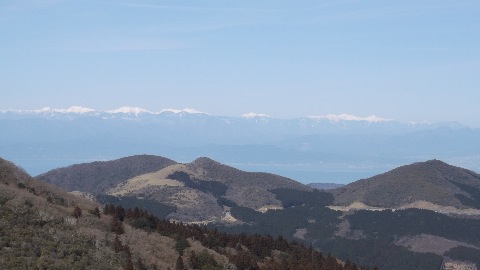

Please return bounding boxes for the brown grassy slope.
[176,157,310,210]
[331,160,480,208]
[2,158,355,270]
[103,157,312,220]
[36,154,177,194]
[1,157,123,269]
[0,157,206,269]
[188,157,310,190]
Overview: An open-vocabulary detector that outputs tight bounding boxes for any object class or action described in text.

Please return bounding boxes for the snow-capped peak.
[55,106,95,114]
[241,113,271,119]
[159,108,206,114]
[308,114,392,123]
[106,107,151,115]
[33,107,54,113]
[1,106,96,114]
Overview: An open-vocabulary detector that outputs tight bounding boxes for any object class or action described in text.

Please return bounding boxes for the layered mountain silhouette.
[32,155,480,269]
[331,159,480,210]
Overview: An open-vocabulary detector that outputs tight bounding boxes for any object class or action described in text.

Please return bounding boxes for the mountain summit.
[331,160,480,209]
[38,155,310,222]
[36,155,177,194]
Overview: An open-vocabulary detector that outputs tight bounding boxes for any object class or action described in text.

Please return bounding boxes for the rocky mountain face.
[331,160,480,209]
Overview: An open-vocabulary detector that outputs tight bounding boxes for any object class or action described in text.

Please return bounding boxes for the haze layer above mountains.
[2,107,479,183]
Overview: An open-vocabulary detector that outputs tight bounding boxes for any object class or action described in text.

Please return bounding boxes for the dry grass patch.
[396,234,480,255]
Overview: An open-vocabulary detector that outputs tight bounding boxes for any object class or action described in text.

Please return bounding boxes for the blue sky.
[1,0,480,127]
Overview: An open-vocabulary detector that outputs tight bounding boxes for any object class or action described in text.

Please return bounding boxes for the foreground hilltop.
[0,157,181,269]
[331,160,480,210]
[38,155,310,222]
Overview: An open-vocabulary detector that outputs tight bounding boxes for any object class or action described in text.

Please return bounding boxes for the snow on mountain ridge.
[241,113,271,119]
[308,114,392,123]
[159,108,207,114]
[0,106,96,114]
[106,107,152,115]
[0,107,394,123]
[0,106,209,116]
[55,106,96,114]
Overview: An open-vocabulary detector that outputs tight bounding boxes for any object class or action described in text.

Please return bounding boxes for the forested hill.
[1,157,372,269]
[331,159,480,209]
[37,156,311,222]
[36,154,177,194]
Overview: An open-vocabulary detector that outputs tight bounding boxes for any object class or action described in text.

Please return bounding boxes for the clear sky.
[1,0,479,127]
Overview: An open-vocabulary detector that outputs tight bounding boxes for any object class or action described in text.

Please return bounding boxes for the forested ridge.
[213,188,465,270]
[7,155,480,269]
[103,203,375,270]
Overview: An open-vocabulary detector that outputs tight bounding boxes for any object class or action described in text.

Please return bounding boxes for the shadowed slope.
[104,157,311,221]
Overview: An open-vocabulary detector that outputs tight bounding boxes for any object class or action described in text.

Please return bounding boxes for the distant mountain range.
[0,106,464,134]
[308,182,344,190]
[1,106,480,183]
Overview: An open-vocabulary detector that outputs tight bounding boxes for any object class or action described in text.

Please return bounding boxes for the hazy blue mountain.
[307,183,344,190]
[1,107,479,183]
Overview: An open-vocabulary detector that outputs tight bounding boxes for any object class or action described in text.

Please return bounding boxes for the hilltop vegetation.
[1,158,130,269]
[36,155,177,194]
[104,203,373,270]
[214,189,447,270]
[331,160,480,209]
[32,156,480,269]
[1,157,216,269]
[2,157,376,269]
[38,156,310,222]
